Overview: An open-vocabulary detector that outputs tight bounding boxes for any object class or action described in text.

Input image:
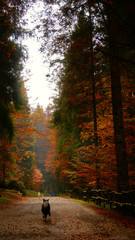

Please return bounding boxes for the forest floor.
[0,196,135,240]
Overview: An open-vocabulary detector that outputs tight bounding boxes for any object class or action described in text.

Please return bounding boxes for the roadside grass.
[25,190,44,197]
[0,189,45,204]
[0,197,11,204]
[25,190,38,197]
[73,198,98,206]
[0,190,19,204]
[72,198,111,210]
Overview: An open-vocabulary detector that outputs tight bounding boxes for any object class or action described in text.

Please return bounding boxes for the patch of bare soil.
[0,197,135,240]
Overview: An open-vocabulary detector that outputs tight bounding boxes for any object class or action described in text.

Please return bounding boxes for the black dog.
[41,199,51,219]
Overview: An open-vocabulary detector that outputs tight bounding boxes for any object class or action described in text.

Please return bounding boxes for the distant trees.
[32,105,50,192]
[32,105,63,194]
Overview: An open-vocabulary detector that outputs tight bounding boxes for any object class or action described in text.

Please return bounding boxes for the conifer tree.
[0,0,31,140]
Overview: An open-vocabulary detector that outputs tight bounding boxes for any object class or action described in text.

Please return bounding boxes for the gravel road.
[0,197,135,240]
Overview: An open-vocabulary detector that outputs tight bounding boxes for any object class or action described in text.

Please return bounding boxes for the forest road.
[0,197,135,240]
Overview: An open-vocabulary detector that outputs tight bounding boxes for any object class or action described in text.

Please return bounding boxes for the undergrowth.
[0,197,11,204]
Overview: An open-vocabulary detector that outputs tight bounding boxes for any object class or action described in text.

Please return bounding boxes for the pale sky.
[23,38,53,110]
[22,1,55,110]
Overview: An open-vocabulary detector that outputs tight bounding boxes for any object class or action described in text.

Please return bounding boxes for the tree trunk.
[88,0,100,189]
[1,138,6,191]
[107,2,129,192]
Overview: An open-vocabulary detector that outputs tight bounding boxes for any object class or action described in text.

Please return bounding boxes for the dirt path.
[0,197,135,240]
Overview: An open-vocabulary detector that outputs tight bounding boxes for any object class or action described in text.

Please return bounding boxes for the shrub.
[7,180,26,195]
[25,190,38,197]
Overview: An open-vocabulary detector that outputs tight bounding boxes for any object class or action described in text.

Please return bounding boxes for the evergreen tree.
[0,0,32,140]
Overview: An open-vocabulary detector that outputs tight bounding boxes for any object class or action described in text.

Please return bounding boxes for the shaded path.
[0,197,135,240]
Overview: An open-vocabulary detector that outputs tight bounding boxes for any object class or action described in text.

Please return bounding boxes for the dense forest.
[0,0,135,196]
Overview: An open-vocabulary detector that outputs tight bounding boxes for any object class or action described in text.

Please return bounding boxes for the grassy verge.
[0,189,45,205]
[25,190,38,197]
[72,197,111,211]
[73,198,98,206]
[0,197,11,204]
[25,190,44,197]
[0,190,20,205]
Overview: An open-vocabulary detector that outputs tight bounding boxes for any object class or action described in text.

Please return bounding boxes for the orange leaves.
[32,167,44,191]
[23,150,36,159]
[33,168,43,183]
[44,127,57,174]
